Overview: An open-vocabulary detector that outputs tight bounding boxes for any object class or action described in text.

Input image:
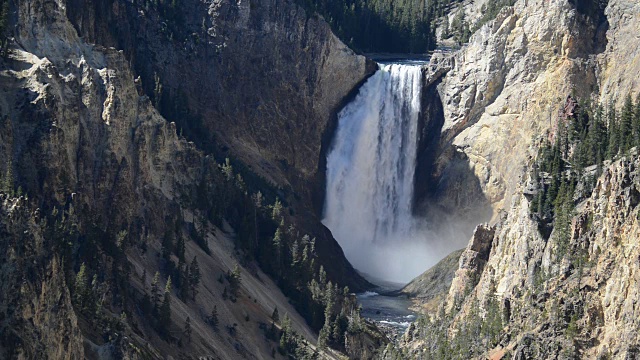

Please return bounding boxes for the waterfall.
[323,63,432,284]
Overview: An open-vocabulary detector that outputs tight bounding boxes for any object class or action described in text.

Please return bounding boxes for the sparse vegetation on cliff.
[529,94,640,236]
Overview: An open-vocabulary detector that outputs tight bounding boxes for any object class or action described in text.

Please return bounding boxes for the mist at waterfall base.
[323,63,464,285]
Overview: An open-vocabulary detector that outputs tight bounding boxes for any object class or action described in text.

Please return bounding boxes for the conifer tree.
[208,306,219,330]
[607,103,620,158]
[2,158,12,194]
[189,256,201,300]
[159,277,172,333]
[142,269,147,290]
[279,313,294,354]
[442,15,450,39]
[221,158,234,181]
[175,235,185,262]
[178,257,189,300]
[620,94,634,152]
[151,271,161,310]
[74,263,91,311]
[588,105,607,164]
[161,230,173,260]
[271,198,283,220]
[229,263,242,296]
[184,316,192,343]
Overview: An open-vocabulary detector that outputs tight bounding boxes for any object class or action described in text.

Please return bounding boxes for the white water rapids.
[323,63,437,284]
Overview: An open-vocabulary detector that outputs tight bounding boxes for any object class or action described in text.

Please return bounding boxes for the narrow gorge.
[2,0,640,358]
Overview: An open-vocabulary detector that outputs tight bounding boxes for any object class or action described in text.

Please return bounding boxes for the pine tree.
[620,94,634,153]
[189,256,201,300]
[2,158,13,194]
[178,258,189,300]
[221,158,234,181]
[291,239,299,267]
[184,316,192,343]
[441,15,450,39]
[208,306,219,330]
[271,198,283,220]
[229,264,242,296]
[161,230,173,260]
[271,307,280,323]
[586,105,606,165]
[154,73,163,109]
[74,263,90,311]
[142,269,147,290]
[175,235,185,262]
[607,103,620,158]
[0,0,9,46]
[151,271,161,310]
[279,313,294,354]
[482,280,503,346]
[159,277,172,333]
[272,227,283,272]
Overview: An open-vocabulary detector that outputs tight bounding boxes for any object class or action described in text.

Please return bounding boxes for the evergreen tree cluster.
[191,157,365,351]
[446,4,471,44]
[529,94,640,241]
[157,216,202,305]
[276,313,321,359]
[298,0,463,53]
[37,201,141,345]
[139,271,177,337]
[442,0,515,44]
[399,280,504,360]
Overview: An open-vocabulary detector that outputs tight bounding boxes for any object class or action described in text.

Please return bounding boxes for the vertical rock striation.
[0,0,376,356]
[401,0,640,358]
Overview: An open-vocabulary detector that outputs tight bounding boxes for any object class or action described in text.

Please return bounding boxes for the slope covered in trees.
[299,0,460,53]
[529,95,640,238]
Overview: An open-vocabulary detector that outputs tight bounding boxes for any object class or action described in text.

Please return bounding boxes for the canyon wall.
[0,0,377,357]
[401,0,640,358]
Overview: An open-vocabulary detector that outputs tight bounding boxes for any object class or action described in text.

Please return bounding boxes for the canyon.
[1,0,640,358]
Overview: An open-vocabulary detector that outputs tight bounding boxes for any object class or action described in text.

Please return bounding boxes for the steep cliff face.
[418,0,607,223]
[597,0,640,104]
[400,0,640,358]
[56,0,376,289]
[425,154,640,359]
[0,197,85,359]
[64,0,376,192]
[0,0,375,357]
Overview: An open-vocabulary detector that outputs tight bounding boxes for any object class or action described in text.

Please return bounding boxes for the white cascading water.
[323,63,433,284]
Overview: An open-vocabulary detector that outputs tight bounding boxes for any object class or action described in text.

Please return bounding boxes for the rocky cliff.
[398,0,640,358]
[0,0,377,357]
[417,0,607,221]
[408,153,640,359]
[64,0,376,195]
[63,0,376,287]
[0,197,84,359]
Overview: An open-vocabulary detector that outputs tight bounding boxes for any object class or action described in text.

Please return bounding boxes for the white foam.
[323,63,430,283]
[358,291,380,298]
[379,320,411,328]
